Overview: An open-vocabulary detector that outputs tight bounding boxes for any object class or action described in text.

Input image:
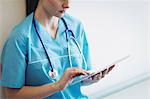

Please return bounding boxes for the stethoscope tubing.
[67,35,88,70]
[33,15,87,78]
[33,16,54,72]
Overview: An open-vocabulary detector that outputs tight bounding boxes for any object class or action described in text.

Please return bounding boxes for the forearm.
[5,82,60,99]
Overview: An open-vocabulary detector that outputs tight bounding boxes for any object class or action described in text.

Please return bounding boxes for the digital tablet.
[70,55,130,86]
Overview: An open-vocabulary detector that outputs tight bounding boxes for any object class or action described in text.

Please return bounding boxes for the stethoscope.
[33,16,87,79]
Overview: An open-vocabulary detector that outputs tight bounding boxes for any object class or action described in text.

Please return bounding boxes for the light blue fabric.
[1,12,92,99]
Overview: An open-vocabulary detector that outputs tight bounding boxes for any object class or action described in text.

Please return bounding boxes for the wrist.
[51,82,61,92]
[55,82,64,91]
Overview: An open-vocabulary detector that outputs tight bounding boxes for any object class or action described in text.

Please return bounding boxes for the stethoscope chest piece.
[49,69,58,79]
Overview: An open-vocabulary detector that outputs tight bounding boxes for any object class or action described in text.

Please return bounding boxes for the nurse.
[1,0,115,98]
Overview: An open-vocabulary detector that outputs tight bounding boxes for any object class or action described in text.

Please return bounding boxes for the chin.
[55,13,65,18]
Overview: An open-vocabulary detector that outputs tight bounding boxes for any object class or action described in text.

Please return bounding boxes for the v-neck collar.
[33,15,66,43]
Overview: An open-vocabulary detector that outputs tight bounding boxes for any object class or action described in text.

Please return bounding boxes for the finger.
[89,75,99,83]
[85,76,92,81]
[80,69,90,75]
[79,68,91,75]
[91,72,100,81]
[100,72,103,78]
[97,72,102,80]
[70,72,83,78]
[108,65,115,72]
[93,74,99,80]
[101,69,107,78]
[74,68,89,75]
[94,73,100,80]
[90,74,95,80]
[73,68,89,74]
[70,68,88,78]
[105,68,109,75]
[88,72,103,83]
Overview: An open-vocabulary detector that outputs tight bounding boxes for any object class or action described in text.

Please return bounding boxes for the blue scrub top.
[1,13,92,99]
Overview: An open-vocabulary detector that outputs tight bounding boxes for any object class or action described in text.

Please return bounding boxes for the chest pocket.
[26,41,84,86]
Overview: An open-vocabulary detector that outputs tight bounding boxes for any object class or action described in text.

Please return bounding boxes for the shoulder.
[6,13,34,45]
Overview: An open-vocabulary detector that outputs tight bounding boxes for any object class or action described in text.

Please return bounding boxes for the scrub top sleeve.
[1,36,27,88]
[80,24,92,71]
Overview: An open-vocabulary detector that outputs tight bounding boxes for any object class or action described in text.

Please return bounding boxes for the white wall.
[148,0,150,70]
[103,79,150,99]
[69,0,150,97]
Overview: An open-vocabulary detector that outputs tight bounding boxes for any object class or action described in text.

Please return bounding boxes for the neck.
[34,3,59,31]
[35,4,59,38]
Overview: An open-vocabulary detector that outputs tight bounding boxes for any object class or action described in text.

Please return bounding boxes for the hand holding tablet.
[70,55,130,86]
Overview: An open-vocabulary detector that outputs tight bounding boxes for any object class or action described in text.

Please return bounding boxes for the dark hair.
[26,0,39,16]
